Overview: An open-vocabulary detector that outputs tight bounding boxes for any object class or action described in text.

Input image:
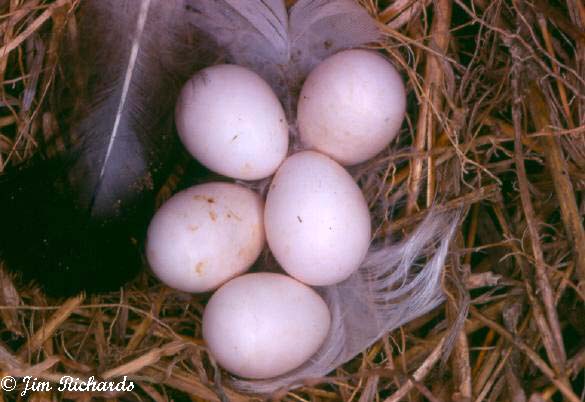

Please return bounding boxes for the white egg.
[265,151,371,286]
[203,272,330,379]
[297,49,406,165]
[175,64,289,180]
[146,182,264,293]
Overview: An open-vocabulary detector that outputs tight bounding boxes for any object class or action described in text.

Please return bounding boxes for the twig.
[386,184,499,233]
[0,0,69,60]
[509,39,567,375]
[469,307,579,402]
[407,0,452,212]
[527,85,585,288]
[17,294,84,359]
[383,336,447,402]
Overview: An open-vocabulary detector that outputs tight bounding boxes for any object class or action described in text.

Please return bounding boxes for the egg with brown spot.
[265,151,371,286]
[175,64,289,180]
[194,261,206,276]
[146,182,265,293]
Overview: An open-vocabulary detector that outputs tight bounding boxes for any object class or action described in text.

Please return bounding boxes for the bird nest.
[1,0,585,401]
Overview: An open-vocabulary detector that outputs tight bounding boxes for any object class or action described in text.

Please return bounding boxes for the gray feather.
[185,0,379,103]
[70,0,196,217]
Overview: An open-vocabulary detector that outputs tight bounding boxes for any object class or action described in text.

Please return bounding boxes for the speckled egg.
[146,182,264,292]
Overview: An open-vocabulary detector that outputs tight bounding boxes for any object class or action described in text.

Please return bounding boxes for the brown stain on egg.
[193,195,215,204]
[226,209,242,221]
[188,224,199,232]
[236,225,263,262]
[209,210,217,221]
[194,261,206,276]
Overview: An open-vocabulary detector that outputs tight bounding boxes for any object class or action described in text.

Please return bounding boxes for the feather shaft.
[98,0,152,182]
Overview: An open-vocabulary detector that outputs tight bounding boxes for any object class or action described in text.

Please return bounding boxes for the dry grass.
[1,0,585,400]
